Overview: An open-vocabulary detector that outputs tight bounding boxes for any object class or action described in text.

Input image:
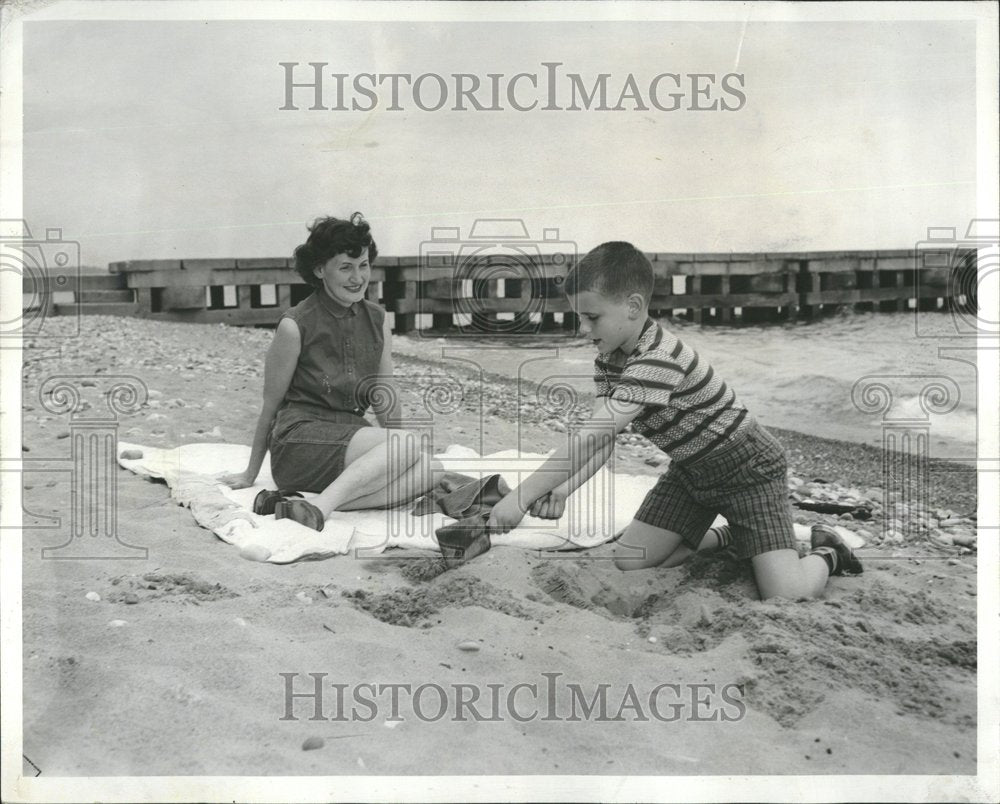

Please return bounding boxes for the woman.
[219,212,438,531]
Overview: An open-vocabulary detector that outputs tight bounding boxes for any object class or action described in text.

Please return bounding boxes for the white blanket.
[116,442,860,564]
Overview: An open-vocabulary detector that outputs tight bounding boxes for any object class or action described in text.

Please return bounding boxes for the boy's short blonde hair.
[563,241,654,304]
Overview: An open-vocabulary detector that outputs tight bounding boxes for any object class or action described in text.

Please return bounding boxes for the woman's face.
[314,251,371,307]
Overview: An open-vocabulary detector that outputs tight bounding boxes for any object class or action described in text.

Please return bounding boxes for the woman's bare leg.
[337,454,443,510]
[311,428,436,515]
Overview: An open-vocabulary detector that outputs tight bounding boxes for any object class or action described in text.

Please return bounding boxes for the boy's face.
[570,289,645,354]
[314,251,371,307]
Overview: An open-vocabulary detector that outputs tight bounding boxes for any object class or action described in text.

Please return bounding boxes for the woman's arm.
[218,318,301,488]
[373,314,405,428]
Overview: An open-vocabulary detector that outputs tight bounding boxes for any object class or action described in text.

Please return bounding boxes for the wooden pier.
[21,249,976,332]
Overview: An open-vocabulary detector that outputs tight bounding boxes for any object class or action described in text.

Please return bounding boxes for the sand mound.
[521,556,976,729]
[341,574,535,627]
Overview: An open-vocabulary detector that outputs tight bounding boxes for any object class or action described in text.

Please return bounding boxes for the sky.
[21,16,979,267]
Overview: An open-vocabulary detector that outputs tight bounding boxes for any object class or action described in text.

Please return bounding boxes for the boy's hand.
[487,496,526,534]
[529,486,568,520]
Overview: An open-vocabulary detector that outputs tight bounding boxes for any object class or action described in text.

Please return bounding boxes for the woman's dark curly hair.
[293,212,378,288]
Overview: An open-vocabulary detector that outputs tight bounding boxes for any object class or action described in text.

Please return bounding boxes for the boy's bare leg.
[751,549,829,600]
[612,521,685,569]
[613,520,731,570]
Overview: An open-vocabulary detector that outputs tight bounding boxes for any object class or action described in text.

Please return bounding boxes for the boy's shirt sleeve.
[604,351,686,409]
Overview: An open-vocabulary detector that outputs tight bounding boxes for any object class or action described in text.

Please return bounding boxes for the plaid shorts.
[634,419,796,559]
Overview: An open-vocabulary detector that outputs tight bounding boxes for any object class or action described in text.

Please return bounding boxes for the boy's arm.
[489,396,643,532]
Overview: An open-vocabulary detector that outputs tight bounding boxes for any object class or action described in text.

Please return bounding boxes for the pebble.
[80,378,98,387]
[951,534,976,548]
[302,736,325,751]
[884,530,904,545]
[647,636,658,644]
[148,389,163,398]
[550,421,566,433]
[85,591,101,602]
[700,605,714,626]
[234,617,248,627]
[56,430,70,439]
[107,620,128,627]
[296,592,314,604]
[239,544,271,562]
[146,413,167,421]
[947,558,960,566]
[457,640,480,652]
[644,455,666,467]
[124,592,139,604]
[120,449,143,460]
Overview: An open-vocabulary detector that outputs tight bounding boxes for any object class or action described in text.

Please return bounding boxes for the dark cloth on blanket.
[410,472,511,520]
[435,511,492,565]
[412,473,509,566]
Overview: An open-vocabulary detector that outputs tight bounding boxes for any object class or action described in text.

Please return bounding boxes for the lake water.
[396,311,981,464]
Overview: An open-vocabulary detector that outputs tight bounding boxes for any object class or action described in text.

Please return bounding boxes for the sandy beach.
[18,312,978,778]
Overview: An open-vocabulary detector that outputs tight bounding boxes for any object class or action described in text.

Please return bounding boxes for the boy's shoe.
[810,524,863,575]
[253,489,302,516]
[274,498,326,532]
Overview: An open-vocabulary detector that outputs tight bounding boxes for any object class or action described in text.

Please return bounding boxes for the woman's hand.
[487,495,526,535]
[216,470,257,490]
[529,485,568,520]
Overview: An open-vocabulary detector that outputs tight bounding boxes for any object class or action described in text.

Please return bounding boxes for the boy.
[487,242,861,600]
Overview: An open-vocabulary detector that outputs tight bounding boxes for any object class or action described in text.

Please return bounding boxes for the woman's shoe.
[274,498,326,532]
[253,489,302,516]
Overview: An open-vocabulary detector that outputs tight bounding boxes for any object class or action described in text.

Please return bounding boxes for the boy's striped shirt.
[594,318,750,465]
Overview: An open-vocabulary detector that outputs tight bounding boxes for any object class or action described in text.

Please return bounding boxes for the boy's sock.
[705,524,732,551]
[810,524,863,576]
[810,545,839,575]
